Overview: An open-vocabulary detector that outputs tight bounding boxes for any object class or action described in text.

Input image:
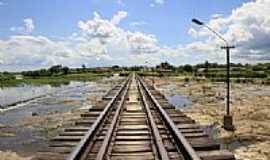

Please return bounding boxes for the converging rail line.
[36,74,235,160]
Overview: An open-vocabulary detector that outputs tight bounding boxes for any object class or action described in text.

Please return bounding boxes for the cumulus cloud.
[127,32,159,54]
[77,11,162,56]
[189,0,270,62]
[0,36,73,67]
[1,11,166,71]
[10,18,35,34]
[1,0,270,71]
[111,11,128,25]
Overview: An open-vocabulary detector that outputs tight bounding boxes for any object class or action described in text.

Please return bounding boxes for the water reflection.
[0,81,84,109]
[167,94,192,109]
[0,80,108,155]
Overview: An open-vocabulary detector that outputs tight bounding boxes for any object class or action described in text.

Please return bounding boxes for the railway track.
[36,74,235,160]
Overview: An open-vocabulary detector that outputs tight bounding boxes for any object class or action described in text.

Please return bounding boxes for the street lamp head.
[192,18,204,26]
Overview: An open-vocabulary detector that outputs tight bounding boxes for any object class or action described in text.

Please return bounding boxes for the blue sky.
[0,0,250,44]
[0,0,269,71]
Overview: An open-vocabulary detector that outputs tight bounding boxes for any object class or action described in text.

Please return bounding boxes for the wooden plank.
[52,136,82,142]
[198,150,235,160]
[115,135,151,141]
[114,140,151,145]
[59,132,86,137]
[64,127,90,132]
[112,145,152,153]
[118,124,148,130]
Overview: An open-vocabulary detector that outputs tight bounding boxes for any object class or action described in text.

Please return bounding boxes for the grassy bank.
[0,72,112,88]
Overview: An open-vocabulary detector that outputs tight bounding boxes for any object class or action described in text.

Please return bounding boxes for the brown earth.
[154,76,270,160]
[0,151,32,160]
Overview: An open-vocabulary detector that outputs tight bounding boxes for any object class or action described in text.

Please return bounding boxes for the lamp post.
[192,18,235,131]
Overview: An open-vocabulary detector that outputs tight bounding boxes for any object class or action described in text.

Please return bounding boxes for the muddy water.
[167,94,192,109]
[0,82,89,109]
[156,83,192,109]
[0,80,110,156]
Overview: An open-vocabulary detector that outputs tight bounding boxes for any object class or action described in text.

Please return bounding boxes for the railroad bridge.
[36,74,235,160]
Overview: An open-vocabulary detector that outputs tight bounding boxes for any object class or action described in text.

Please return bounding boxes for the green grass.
[0,72,112,88]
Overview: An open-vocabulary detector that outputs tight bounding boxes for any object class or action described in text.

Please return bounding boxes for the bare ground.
[154,77,270,160]
[0,151,32,160]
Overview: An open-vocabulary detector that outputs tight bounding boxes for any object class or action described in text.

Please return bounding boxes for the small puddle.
[167,94,192,109]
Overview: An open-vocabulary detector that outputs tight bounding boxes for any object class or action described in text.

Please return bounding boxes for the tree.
[62,67,69,74]
[82,64,86,72]
[156,62,175,70]
[49,65,62,74]
[183,64,193,72]
[112,65,120,70]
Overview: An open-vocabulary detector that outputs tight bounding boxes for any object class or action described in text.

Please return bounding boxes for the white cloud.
[188,0,270,62]
[150,0,165,7]
[1,0,270,71]
[1,11,165,71]
[127,31,159,54]
[24,18,35,33]
[10,18,35,34]
[130,21,146,27]
[155,0,164,5]
[111,11,128,25]
[211,14,223,19]
[116,0,124,6]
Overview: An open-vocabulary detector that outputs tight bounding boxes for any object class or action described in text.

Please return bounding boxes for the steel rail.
[66,76,131,160]
[138,75,202,160]
[95,75,131,160]
[137,78,170,160]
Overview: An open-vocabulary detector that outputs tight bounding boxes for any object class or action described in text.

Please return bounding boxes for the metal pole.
[221,46,235,131]
[192,18,236,131]
[226,47,230,116]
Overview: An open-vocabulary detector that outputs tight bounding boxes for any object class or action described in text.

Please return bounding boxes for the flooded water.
[0,82,89,109]
[157,83,192,109]
[0,80,110,156]
[167,94,192,109]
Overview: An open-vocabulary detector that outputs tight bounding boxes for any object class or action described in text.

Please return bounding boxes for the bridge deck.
[35,74,235,160]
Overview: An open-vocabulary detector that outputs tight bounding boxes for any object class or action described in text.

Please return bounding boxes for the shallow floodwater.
[167,94,192,109]
[0,82,89,108]
[157,83,192,109]
[0,80,109,156]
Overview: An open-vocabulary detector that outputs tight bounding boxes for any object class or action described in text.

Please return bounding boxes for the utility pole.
[221,46,235,131]
[192,18,235,131]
